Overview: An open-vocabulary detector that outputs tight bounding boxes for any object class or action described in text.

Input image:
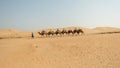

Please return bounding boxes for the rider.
[75,27,77,30]
[31,32,34,38]
[50,29,52,32]
[57,28,60,32]
[63,28,66,31]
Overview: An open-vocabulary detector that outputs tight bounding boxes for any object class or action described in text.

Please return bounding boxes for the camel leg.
[72,33,74,36]
[77,32,79,36]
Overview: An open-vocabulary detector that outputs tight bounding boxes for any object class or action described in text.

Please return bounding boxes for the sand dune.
[0,29,31,39]
[93,27,120,32]
[0,27,120,68]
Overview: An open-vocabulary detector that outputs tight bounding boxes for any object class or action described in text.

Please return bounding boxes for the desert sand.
[0,27,120,68]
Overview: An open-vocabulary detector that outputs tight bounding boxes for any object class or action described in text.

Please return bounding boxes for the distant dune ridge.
[0,26,120,39]
[0,29,31,39]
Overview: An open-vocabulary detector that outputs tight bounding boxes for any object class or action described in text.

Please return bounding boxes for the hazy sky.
[0,0,120,30]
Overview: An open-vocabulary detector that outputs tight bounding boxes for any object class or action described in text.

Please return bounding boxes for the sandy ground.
[0,27,120,68]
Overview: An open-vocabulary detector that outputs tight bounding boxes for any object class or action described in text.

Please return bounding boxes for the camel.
[67,30,74,35]
[61,28,67,35]
[73,28,84,35]
[47,29,55,36]
[55,29,61,35]
[38,30,47,37]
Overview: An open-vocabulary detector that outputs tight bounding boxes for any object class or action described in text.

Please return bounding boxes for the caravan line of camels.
[38,28,84,37]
